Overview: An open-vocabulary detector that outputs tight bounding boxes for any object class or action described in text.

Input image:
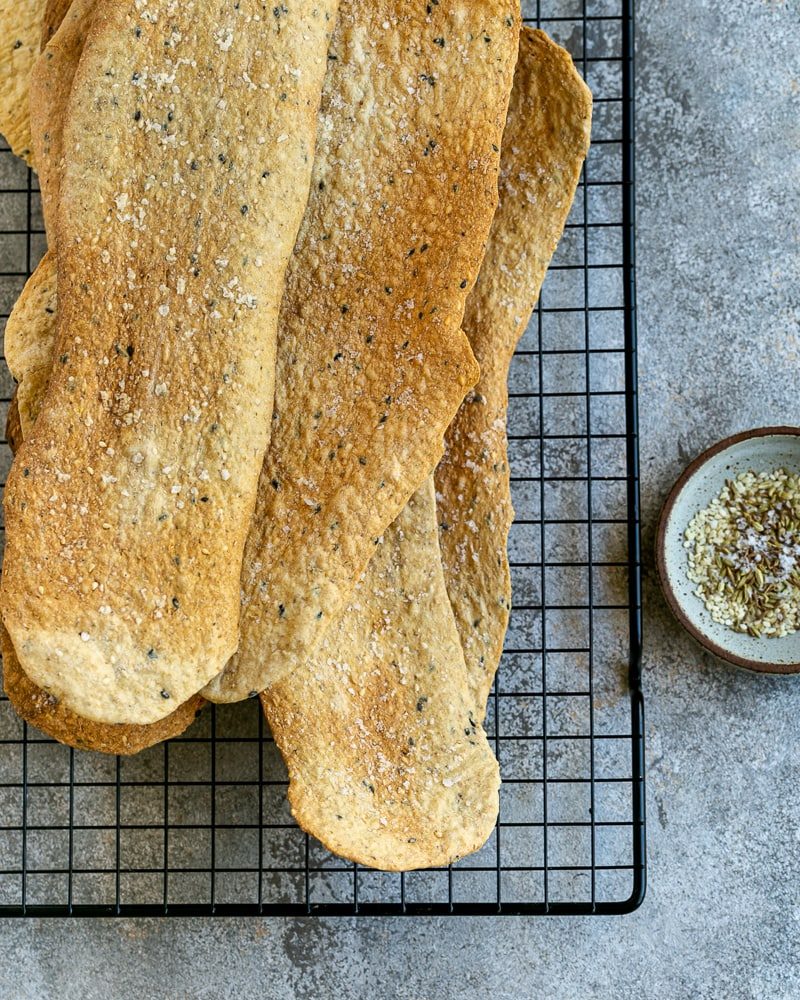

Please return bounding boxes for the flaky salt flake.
[214,27,234,52]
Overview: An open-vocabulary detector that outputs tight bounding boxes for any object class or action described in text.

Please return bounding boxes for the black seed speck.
[160,689,170,699]
[147,649,158,660]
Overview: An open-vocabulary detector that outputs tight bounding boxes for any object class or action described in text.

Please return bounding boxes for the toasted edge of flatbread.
[40,0,72,51]
[1,626,204,754]
[4,250,57,439]
[30,0,98,236]
[0,0,46,162]
[437,28,593,715]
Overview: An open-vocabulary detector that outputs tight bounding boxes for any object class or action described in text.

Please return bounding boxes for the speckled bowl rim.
[656,426,800,675]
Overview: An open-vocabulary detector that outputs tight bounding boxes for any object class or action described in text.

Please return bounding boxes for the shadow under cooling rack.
[0,0,644,917]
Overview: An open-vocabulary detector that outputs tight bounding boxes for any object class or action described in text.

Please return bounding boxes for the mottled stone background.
[2,1,799,997]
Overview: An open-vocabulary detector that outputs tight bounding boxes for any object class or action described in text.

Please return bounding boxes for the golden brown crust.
[30,0,97,236]
[1,626,204,754]
[3,276,203,755]
[436,29,593,713]
[206,0,520,703]
[0,0,46,162]
[40,0,72,51]
[1,0,339,724]
[264,480,500,871]
[4,250,57,439]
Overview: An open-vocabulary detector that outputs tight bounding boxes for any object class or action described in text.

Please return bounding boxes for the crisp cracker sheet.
[206,0,520,703]
[2,0,338,724]
[437,28,592,714]
[264,480,500,870]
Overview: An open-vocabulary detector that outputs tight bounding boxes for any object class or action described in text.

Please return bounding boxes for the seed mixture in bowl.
[684,468,800,638]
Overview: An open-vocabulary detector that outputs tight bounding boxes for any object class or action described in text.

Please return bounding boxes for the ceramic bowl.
[657,427,800,675]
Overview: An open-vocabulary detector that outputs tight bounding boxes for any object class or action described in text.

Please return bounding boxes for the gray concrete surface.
[1,1,799,997]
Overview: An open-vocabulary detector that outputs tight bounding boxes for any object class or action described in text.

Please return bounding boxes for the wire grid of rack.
[0,0,643,917]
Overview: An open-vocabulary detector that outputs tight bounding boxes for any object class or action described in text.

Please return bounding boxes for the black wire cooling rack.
[0,0,644,917]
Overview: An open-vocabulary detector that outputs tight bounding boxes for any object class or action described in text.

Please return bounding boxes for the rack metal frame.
[0,0,644,917]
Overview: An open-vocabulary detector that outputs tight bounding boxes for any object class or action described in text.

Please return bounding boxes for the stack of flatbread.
[0,0,591,870]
